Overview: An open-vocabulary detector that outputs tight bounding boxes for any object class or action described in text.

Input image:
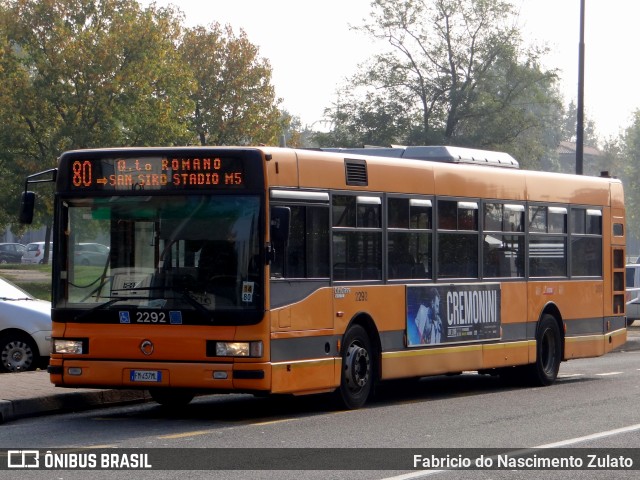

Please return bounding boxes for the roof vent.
[345,159,368,186]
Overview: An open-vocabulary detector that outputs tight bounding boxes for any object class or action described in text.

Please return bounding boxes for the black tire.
[149,388,195,408]
[0,333,39,373]
[337,324,374,409]
[526,314,562,386]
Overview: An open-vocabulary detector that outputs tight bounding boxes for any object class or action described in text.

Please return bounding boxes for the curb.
[0,389,150,424]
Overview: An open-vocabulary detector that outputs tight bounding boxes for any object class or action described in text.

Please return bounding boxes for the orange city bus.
[19,145,627,409]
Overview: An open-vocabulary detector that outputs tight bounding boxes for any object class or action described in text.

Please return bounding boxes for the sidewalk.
[1,328,639,424]
[0,372,149,424]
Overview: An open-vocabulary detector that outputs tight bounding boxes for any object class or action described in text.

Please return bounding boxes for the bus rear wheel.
[149,388,195,408]
[527,314,562,386]
[337,325,374,409]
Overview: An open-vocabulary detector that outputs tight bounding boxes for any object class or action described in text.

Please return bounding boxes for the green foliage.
[321,0,563,168]
[0,0,194,162]
[617,111,640,246]
[180,24,283,146]
[561,100,599,147]
[0,0,194,227]
[0,0,283,231]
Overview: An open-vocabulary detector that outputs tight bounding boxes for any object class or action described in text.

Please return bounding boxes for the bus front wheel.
[337,325,374,409]
[527,314,562,386]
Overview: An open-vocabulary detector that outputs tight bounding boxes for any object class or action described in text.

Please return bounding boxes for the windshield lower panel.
[57,194,264,324]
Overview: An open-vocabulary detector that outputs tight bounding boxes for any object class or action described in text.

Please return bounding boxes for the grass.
[0,263,52,301]
[17,282,52,301]
[0,264,108,301]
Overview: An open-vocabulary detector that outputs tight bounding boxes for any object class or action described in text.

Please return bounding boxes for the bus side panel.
[564,322,626,359]
[604,327,627,352]
[481,342,532,369]
[565,335,605,359]
[270,359,337,395]
[271,287,334,331]
[527,281,604,327]
[525,279,628,360]
[265,149,299,187]
[270,287,338,394]
[331,284,406,338]
[381,345,483,380]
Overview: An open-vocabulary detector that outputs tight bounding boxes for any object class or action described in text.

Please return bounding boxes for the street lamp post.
[576,0,585,175]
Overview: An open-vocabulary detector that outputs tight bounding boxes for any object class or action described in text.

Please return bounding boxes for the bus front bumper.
[47,358,271,393]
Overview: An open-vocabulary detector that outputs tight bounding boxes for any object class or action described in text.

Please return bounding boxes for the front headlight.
[215,341,263,357]
[53,339,85,354]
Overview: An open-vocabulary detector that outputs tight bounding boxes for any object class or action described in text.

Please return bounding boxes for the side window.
[271,205,330,279]
[438,200,478,231]
[528,205,567,277]
[387,197,432,280]
[483,203,525,278]
[333,194,382,281]
[528,206,547,233]
[333,195,380,228]
[571,208,602,277]
[437,200,479,279]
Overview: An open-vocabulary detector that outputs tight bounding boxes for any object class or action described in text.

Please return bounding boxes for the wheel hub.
[345,343,370,389]
[2,341,33,372]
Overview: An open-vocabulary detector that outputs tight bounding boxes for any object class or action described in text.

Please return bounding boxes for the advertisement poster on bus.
[406,284,501,346]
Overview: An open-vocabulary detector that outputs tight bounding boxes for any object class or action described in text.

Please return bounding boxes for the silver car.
[0,277,51,372]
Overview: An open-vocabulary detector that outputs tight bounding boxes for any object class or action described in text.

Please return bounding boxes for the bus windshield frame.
[52,148,267,326]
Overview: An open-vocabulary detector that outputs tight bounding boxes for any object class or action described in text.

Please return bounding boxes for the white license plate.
[130,370,162,382]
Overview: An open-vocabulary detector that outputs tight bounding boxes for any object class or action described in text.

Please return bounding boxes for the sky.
[144,0,639,140]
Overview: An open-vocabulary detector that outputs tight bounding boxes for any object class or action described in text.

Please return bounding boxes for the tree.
[280,111,303,148]
[315,83,415,148]
[322,0,561,168]
[560,100,599,147]
[0,0,194,225]
[180,23,284,146]
[617,111,640,249]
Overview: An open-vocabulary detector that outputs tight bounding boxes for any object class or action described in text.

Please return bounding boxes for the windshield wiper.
[0,297,34,301]
[74,297,136,321]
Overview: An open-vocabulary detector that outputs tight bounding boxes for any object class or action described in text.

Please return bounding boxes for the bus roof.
[318,145,520,169]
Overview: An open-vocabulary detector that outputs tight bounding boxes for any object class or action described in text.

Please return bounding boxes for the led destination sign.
[69,156,246,191]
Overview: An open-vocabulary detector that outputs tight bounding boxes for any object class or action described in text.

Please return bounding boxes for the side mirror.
[270,206,290,244]
[19,191,35,224]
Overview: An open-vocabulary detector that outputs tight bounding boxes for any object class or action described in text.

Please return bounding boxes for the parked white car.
[627,264,640,327]
[21,241,53,265]
[0,277,51,372]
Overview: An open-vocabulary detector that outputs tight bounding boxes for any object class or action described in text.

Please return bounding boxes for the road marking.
[157,417,301,440]
[558,373,584,378]
[595,371,623,376]
[535,423,640,447]
[253,419,295,426]
[158,429,214,439]
[379,423,640,479]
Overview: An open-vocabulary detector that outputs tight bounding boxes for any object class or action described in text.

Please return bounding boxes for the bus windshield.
[59,194,263,316]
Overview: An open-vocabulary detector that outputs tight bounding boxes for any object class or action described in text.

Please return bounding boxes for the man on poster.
[414,288,443,345]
